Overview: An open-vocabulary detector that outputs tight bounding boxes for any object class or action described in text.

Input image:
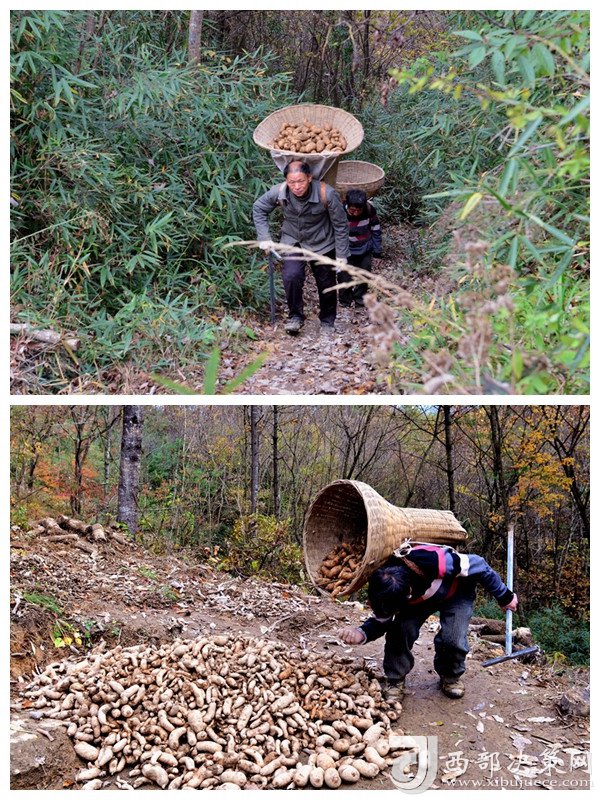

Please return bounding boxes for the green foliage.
[473,597,505,621]
[528,605,589,666]
[52,619,84,648]
[358,65,504,224]
[11,506,30,530]
[137,564,158,581]
[22,591,63,615]
[10,10,293,390]
[22,589,88,648]
[226,515,304,585]
[151,347,268,395]
[146,438,183,489]
[381,9,589,393]
[160,584,179,602]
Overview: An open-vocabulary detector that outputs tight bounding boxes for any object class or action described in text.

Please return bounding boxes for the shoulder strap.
[400,557,427,579]
[277,181,287,208]
[320,181,328,211]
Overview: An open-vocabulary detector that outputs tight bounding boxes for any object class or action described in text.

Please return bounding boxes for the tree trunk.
[272,405,280,519]
[188,11,204,64]
[26,456,39,491]
[70,417,92,517]
[362,10,371,83]
[443,405,456,512]
[488,405,511,527]
[103,427,111,506]
[73,11,96,75]
[250,405,260,515]
[117,406,144,537]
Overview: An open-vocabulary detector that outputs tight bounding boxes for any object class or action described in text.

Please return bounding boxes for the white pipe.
[506,524,514,656]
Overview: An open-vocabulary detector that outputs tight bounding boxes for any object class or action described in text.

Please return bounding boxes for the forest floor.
[10,526,590,790]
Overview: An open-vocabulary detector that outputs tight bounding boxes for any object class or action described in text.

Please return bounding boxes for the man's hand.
[340,627,367,645]
[501,593,518,612]
[259,240,275,252]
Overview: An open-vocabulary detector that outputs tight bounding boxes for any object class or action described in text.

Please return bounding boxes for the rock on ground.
[11,715,80,790]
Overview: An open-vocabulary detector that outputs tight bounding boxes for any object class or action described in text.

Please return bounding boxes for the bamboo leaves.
[10,10,294,390]
[382,9,589,392]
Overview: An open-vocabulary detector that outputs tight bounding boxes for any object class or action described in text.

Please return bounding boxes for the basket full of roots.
[303,480,467,599]
[253,103,364,184]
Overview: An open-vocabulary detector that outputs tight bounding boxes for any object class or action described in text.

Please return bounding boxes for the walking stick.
[483,523,539,667]
[268,250,281,326]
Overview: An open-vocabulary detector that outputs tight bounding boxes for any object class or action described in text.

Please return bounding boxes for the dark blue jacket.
[360,545,513,642]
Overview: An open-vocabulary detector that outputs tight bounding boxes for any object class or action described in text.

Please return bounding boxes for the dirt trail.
[231,304,384,395]
[10,530,590,790]
[219,282,389,395]
[219,226,426,396]
[219,222,464,396]
[384,632,590,790]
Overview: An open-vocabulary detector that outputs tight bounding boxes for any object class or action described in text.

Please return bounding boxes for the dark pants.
[282,248,337,324]
[337,252,372,305]
[383,583,476,682]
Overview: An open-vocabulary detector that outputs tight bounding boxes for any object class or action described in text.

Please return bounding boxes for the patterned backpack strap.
[392,541,427,578]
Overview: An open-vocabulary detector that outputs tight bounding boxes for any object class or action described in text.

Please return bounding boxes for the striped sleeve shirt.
[359,546,514,642]
[346,201,382,256]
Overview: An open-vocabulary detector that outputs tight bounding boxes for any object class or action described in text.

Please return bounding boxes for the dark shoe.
[320,322,336,336]
[440,676,465,699]
[383,679,405,703]
[354,297,365,308]
[284,317,303,335]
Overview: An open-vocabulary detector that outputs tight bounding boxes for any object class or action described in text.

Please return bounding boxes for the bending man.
[341,544,518,701]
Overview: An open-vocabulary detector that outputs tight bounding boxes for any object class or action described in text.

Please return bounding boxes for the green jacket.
[253,180,350,259]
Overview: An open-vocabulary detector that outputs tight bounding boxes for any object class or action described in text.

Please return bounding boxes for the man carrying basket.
[341,545,518,701]
[253,160,350,335]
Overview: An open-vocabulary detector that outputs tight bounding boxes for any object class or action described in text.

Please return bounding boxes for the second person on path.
[337,189,382,308]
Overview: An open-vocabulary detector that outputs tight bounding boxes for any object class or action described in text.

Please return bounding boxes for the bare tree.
[542,406,590,541]
[250,406,260,514]
[67,407,101,516]
[117,406,144,537]
[99,407,121,514]
[486,405,511,528]
[443,406,456,512]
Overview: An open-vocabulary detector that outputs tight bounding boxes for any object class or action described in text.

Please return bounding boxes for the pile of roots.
[21,633,410,789]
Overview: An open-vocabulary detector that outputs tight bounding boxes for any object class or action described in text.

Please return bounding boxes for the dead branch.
[10,323,80,351]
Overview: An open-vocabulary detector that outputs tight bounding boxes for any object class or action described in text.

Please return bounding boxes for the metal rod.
[506,523,514,656]
[482,645,539,668]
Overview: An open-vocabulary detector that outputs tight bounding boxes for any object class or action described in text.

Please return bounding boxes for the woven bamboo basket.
[335,161,385,199]
[303,480,467,598]
[253,104,364,185]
